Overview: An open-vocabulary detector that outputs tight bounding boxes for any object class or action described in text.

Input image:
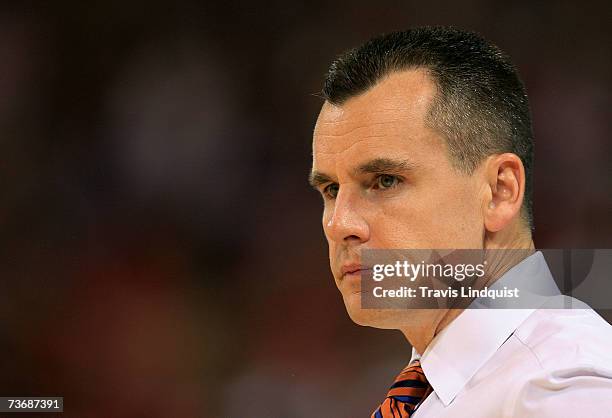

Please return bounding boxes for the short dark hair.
[322,26,534,229]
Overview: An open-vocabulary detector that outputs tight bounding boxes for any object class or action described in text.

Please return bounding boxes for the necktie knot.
[371,360,433,418]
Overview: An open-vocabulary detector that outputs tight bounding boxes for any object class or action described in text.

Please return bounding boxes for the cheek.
[425,185,484,245]
[369,202,431,247]
[373,183,482,247]
[321,210,332,243]
[321,211,336,252]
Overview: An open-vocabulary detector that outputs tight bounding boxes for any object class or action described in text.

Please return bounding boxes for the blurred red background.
[0,1,610,416]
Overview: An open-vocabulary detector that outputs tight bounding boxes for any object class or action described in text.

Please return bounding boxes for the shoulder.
[514,307,612,369]
[506,308,612,417]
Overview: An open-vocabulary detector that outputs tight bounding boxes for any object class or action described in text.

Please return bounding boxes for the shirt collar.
[412,251,557,406]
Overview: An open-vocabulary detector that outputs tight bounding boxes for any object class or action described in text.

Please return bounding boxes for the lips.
[341,264,372,277]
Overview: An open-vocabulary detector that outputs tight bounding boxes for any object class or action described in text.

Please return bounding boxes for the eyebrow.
[308,171,333,189]
[308,157,417,189]
[355,158,417,175]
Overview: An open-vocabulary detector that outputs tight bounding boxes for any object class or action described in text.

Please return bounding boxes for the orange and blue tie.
[371,360,433,418]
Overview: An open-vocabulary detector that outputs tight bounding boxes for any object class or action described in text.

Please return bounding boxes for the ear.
[483,153,526,233]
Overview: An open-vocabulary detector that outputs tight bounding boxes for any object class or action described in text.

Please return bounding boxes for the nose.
[325,187,370,245]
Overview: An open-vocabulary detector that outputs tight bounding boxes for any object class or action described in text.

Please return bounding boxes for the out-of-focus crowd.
[0,1,610,416]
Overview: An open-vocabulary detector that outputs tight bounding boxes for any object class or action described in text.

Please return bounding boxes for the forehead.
[312,69,444,170]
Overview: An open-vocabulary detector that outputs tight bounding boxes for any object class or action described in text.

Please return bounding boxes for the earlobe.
[485,197,504,233]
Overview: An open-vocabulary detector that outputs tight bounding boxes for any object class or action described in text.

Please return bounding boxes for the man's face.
[311,70,487,327]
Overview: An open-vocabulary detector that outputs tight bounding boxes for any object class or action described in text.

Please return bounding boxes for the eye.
[375,174,400,189]
[323,183,339,199]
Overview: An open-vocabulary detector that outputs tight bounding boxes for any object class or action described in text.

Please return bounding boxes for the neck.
[399,309,463,354]
[400,228,534,355]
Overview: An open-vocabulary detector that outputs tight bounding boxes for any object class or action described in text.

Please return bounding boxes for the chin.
[343,293,403,329]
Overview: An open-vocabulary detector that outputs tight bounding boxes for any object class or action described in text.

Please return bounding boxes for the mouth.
[341,264,372,279]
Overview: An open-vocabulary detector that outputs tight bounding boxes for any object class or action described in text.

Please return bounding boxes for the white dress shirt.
[412,251,612,417]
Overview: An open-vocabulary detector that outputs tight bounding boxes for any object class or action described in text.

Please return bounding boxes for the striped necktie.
[371,360,433,418]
